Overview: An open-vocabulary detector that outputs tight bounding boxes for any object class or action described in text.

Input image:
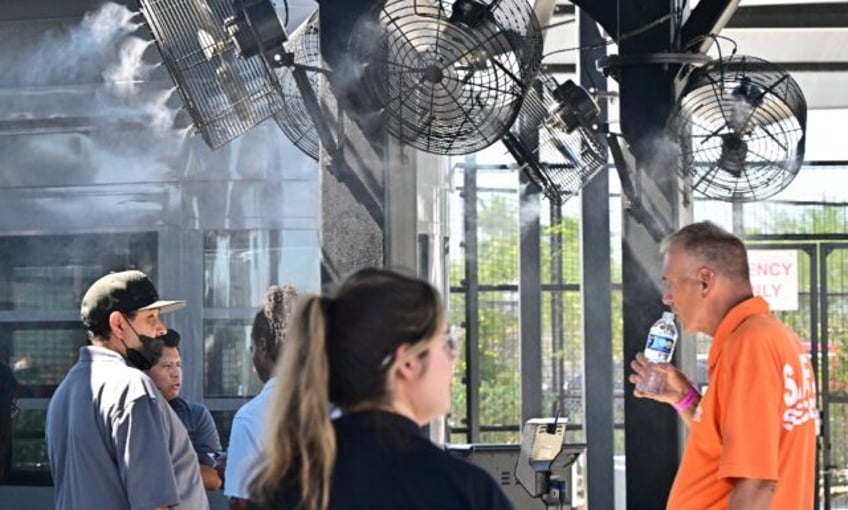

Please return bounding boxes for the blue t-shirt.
[253,410,514,510]
[169,396,222,467]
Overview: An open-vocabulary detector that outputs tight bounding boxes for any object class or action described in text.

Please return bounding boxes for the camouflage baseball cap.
[80,270,186,330]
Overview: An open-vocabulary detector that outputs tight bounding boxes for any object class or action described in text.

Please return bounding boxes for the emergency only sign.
[748,249,798,311]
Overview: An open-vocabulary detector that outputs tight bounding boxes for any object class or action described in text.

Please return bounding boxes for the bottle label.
[645,333,675,362]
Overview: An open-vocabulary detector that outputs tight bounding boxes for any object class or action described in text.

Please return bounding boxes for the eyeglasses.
[378,326,462,370]
[444,327,460,360]
[10,400,20,419]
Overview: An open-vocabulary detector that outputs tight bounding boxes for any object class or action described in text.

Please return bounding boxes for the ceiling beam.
[728,2,848,29]
[681,0,738,52]
[780,62,848,72]
[556,1,848,30]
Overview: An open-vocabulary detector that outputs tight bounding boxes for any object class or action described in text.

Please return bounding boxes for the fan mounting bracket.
[597,52,710,81]
[607,133,672,243]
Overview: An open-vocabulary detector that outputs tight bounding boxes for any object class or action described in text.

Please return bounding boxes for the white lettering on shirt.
[783,354,817,430]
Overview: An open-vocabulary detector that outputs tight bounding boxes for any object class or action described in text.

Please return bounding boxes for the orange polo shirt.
[667,297,817,510]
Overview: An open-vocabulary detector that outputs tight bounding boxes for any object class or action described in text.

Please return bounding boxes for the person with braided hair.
[225,285,299,510]
[248,267,513,510]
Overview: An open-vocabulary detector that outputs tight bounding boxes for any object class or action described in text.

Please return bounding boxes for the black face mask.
[121,316,165,371]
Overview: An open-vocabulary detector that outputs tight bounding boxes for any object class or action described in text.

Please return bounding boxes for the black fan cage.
[505,74,606,204]
[349,0,543,155]
[669,55,807,202]
[140,0,285,149]
[273,10,321,160]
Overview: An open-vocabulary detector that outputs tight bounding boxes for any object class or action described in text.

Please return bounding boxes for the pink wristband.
[673,385,700,412]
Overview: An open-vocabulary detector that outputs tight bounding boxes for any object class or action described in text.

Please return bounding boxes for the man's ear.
[698,267,716,294]
[108,311,125,338]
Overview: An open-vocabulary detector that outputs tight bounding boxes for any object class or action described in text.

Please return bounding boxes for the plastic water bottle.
[636,311,678,395]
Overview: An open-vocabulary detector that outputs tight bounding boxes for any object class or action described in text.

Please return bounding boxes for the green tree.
[449,188,625,444]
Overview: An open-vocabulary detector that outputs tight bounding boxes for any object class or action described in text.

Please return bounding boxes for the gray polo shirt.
[46,345,209,510]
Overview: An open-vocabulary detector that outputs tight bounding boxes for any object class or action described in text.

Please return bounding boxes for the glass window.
[0,234,157,312]
[204,230,280,309]
[8,409,49,485]
[203,320,259,398]
[6,324,86,398]
[203,230,318,398]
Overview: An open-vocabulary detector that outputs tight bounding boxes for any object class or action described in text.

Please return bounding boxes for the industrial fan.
[347,0,544,156]
[502,73,606,203]
[140,0,334,152]
[139,0,289,148]
[668,55,807,201]
[273,10,321,160]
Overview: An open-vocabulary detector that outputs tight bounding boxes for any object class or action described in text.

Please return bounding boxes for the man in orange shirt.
[630,221,817,509]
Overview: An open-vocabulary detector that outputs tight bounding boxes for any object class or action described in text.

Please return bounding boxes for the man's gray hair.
[662,221,750,281]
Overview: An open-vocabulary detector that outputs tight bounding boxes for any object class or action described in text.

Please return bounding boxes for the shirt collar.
[78,345,127,363]
[341,409,425,437]
[260,376,277,393]
[708,295,770,372]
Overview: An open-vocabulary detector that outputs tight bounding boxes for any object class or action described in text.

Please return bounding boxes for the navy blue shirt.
[253,410,513,510]
[169,396,221,467]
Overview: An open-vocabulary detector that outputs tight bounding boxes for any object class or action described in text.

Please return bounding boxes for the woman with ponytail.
[250,267,513,510]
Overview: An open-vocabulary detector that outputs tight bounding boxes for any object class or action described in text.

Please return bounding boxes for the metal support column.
[384,141,418,269]
[578,10,615,510]
[520,171,543,423]
[463,157,481,443]
[616,3,683,507]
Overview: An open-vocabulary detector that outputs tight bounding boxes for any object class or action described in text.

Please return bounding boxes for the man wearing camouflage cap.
[46,270,209,510]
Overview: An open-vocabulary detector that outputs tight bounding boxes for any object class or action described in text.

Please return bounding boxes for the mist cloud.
[2,2,183,144]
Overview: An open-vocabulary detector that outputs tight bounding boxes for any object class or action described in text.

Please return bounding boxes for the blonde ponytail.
[252,296,336,510]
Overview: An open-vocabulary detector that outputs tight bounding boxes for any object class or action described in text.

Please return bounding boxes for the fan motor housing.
[225,0,287,66]
[552,80,600,133]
